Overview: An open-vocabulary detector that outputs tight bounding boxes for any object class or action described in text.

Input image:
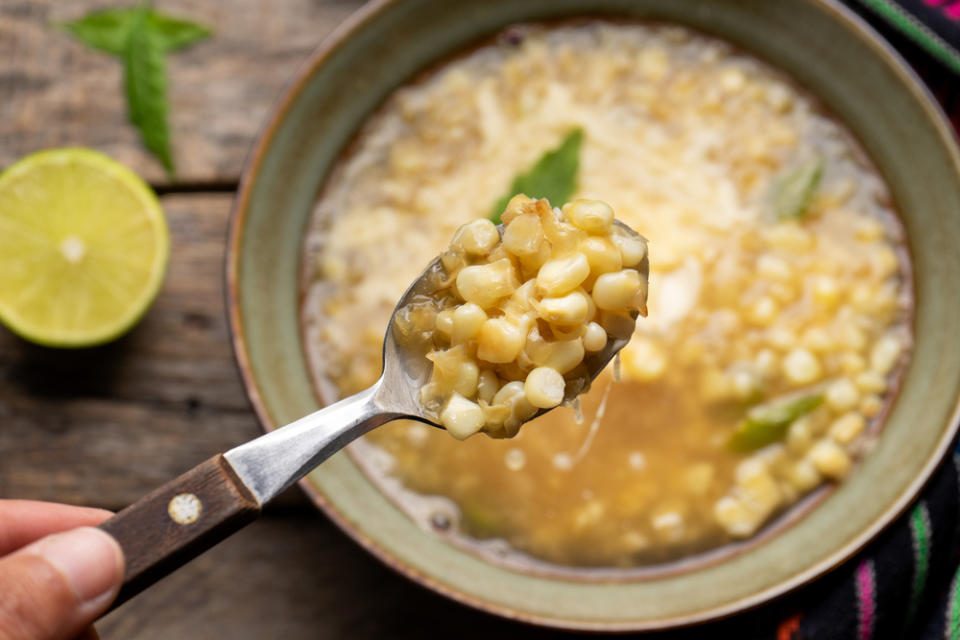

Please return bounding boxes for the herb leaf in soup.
[729,393,824,452]
[490,128,583,223]
[773,157,824,221]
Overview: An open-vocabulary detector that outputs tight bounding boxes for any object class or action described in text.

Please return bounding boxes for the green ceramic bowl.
[227,0,960,630]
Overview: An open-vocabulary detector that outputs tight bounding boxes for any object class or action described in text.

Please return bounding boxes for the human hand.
[0,500,124,640]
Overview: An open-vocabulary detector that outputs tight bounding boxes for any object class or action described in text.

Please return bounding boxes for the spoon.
[97,220,648,608]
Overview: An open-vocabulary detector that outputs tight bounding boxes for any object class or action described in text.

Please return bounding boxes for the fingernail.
[34,527,124,605]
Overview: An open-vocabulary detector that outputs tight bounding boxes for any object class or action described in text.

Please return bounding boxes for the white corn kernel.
[785,458,822,491]
[477,369,499,403]
[440,393,485,440]
[786,416,813,454]
[524,367,566,408]
[476,318,524,363]
[537,291,590,327]
[714,495,759,538]
[738,468,781,517]
[811,275,840,307]
[825,379,860,412]
[502,213,544,257]
[592,269,642,311]
[767,327,797,351]
[808,440,851,480]
[829,412,866,445]
[564,199,614,234]
[453,360,480,398]
[756,254,792,281]
[621,338,667,381]
[456,258,518,308]
[451,303,487,343]
[579,236,622,277]
[583,322,608,352]
[870,334,903,375]
[528,338,585,374]
[611,232,647,267]
[435,309,454,337]
[536,253,590,296]
[747,296,778,327]
[840,353,867,375]
[855,370,887,394]
[802,327,833,353]
[860,394,883,417]
[454,218,499,255]
[783,348,822,385]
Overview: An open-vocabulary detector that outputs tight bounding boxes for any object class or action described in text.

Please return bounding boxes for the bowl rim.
[225,0,960,630]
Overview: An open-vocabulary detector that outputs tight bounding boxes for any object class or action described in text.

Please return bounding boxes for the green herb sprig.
[490,128,584,223]
[60,7,212,176]
[728,393,824,452]
[772,157,824,221]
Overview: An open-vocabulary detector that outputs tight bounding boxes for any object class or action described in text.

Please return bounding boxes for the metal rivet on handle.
[168,493,203,525]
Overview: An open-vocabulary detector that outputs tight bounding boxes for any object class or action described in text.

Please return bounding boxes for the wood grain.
[97,511,555,640]
[0,194,274,509]
[100,454,261,607]
[0,0,364,186]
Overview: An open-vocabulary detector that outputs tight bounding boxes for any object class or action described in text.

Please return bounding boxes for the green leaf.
[124,10,174,175]
[59,8,133,56]
[728,393,823,452]
[490,128,583,224]
[60,8,211,55]
[146,13,212,52]
[772,157,824,220]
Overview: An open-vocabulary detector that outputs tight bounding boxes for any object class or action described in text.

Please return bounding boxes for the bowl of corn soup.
[227,0,960,630]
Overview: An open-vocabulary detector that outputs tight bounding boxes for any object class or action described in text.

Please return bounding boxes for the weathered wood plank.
[0,0,364,185]
[97,511,552,640]
[0,193,279,509]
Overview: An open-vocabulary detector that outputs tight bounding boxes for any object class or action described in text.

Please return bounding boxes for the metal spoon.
[97,220,648,608]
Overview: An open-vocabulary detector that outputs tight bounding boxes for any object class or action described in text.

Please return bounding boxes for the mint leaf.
[491,128,583,224]
[773,157,824,221]
[124,10,174,175]
[728,393,823,452]
[60,8,132,55]
[60,8,211,55]
[146,12,212,51]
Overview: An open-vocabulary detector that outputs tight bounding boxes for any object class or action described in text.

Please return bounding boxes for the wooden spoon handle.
[98,454,261,608]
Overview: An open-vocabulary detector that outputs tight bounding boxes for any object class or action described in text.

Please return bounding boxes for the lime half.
[0,148,169,347]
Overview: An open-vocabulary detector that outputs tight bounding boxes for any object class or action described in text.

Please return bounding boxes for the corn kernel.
[477,318,524,363]
[829,412,866,445]
[456,258,518,308]
[502,213,544,257]
[451,302,487,343]
[441,393,485,440]
[840,353,867,375]
[537,291,590,327]
[783,348,822,384]
[860,394,883,417]
[802,327,833,353]
[454,218,499,255]
[855,370,887,394]
[785,458,821,491]
[622,337,667,381]
[870,334,903,375]
[714,495,759,538]
[564,199,614,234]
[854,217,885,242]
[435,308,454,337]
[611,232,647,267]
[756,254,792,281]
[536,253,590,296]
[808,440,851,480]
[477,369,499,403]
[811,275,840,307]
[528,338,585,374]
[767,327,797,351]
[786,416,813,454]
[825,379,859,412]
[579,236,622,277]
[592,269,643,311]
[524,367,566,408]
[583,322,608,352]
[747,296,778,327]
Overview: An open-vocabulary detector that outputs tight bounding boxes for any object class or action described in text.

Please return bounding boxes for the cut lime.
[0,148,169,347]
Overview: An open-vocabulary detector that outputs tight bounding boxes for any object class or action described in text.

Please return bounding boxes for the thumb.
[0,527,124,640]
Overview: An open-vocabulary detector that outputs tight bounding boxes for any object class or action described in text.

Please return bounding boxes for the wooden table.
[2,2,957,638]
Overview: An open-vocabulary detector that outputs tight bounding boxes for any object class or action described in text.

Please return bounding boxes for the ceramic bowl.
[227,0,960,630]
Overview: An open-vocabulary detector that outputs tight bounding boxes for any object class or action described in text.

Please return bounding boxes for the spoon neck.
[224,378,400,505]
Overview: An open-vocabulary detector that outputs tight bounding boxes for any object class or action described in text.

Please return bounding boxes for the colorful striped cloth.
[653,446,960,639]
